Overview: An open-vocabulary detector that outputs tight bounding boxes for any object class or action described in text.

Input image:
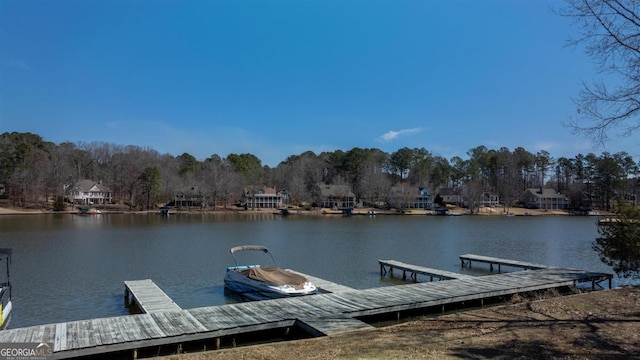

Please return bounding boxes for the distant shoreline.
[0,206,606,217]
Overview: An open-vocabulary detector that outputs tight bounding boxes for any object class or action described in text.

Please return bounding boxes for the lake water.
[0,213,631,329]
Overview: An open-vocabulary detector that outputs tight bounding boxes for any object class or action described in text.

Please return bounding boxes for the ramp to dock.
[124,279,181,313]
[380,259,475,282]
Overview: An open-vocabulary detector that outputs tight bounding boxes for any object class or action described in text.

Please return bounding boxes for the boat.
[0,248,12,329]
[224,245,317,300]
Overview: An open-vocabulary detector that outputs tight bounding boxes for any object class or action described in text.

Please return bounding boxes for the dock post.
[215,338,220,350]
[489,263,494,272]
[124,288,130,306]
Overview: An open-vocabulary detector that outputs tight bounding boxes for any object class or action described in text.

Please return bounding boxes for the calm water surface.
[0,213,630,328]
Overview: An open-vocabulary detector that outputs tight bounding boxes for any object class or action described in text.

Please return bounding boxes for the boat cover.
[238,266,308,290]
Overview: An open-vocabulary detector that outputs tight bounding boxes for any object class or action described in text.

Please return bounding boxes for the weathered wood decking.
[124,279,182,313]
[290,271,355,293]
[379,259,475,282]
[459,254,612,289]
[0,257,613,359]
[460,254,550,273]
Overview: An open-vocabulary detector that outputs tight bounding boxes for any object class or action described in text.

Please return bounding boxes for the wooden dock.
[459,254,550,273]
[0,258,613,359]
[379,260,475,282]
[290,271,355,293]
[124,279,182,313]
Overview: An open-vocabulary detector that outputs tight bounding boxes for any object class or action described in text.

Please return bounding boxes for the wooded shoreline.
[0,205,603,217]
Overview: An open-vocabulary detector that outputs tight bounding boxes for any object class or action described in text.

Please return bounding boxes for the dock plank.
[54,323,67,352]
[149,311,206,336]
[188,306,238,330]
[76,319,101,349]
[95,317,122,345]
[297,314,374,336]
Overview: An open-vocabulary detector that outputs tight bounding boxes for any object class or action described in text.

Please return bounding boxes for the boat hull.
[224,268,317,301]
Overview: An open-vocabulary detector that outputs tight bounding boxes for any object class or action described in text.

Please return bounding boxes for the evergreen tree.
[594,200,640,279]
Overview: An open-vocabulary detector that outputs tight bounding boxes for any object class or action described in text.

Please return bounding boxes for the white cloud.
[376,128,422,143]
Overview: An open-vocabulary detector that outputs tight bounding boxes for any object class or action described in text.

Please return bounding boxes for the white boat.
[0,248,12,330]
[224,245,317,300]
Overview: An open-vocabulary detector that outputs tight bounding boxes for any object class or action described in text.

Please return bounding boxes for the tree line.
[0,132,638,211]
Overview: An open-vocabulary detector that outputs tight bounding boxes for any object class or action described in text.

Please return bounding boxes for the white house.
[243,185,285,209]
[68,180,112,205]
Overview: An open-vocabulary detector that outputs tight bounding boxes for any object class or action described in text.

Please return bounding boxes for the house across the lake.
[243,185,285,209]
[519,188,569,210]
[68,179,111,205]
[437,187,464,207]
[174,193,206,208]
[386,184,432,210]
[318,184,356,209]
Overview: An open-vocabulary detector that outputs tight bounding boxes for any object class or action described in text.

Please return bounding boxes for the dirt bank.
[161,287,639,360]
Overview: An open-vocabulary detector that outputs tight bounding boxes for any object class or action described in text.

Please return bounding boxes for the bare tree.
[358,150,391,207]
[558,0,640,143]
[202,155,238,210]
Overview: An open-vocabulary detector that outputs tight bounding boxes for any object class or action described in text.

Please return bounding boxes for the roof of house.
[521,188,567,199]
[389,184,430,197]
[437,188,461,196]
[244,185,278,196]
[319,184,355,197]
[75,179,109,192]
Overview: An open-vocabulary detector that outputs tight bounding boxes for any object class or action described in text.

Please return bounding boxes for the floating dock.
[460,254,550,273]
[124,279,182,313]
[379,259,475,282]
[0,255,613,359]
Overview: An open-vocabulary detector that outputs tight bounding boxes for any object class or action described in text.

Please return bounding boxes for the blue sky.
[1,0,638,167]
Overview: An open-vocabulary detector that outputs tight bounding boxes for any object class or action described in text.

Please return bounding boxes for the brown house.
[520,188,569,210]
[318,184,356,209]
